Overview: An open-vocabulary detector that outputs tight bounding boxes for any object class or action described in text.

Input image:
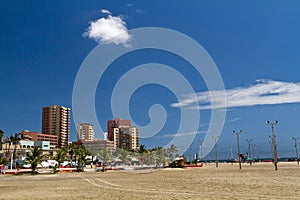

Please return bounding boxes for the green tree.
[137,145,150,166]
[53,148,67,172]
[26,147,45,174]
[86,146,98,164]
[12,133,21,160]
[75,145,89,172]
[68,143,77,164]
[0,129,3,151]
[55,148,67,166]
[97,148,110,171]
[138,144,147,153]
[117,149,131,167]
[151,147,165,167]
[7,135,14,154]
[0,157,8,165]
[167,144,178,161]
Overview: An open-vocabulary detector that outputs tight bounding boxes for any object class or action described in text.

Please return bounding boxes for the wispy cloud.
[227,117,242,123]
[101,9,111,15]
[153,131,206,138]
[171,79,300,110]
[136,9,144,13]
[83,9,131,47]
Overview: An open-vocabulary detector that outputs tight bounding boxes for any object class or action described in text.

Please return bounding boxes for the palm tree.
[97,148,110,171]
[152,147,165,167]
[12,133,21,160]
[55,148,67,170]
[117,149,131,167]
[167,144,178,161]
[68,143,76,164]
[137,145,149,167]
[86,146,98,164]
[7,135,14,154]
[138,144,147,153]
[0,129,4,151]
[75,145,89,172]
[26,146,45,173]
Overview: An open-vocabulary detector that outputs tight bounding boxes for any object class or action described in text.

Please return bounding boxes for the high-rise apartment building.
[108,118,139,150]
[130,127,139,150]
[77,123,95,141]
[107,118,131,141]
[42,105,70,148]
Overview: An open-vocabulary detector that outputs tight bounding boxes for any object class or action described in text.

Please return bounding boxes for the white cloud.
[156,131,206,138]
[227,118,242,123]
[171,79,300,110]
[83,12,131,47]
[101,9,111,15]
[136,9,144,13]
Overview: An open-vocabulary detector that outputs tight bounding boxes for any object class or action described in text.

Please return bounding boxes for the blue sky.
[1,1,300,159]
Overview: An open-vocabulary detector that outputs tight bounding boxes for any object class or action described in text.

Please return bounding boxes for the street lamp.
[233,130,242,169]
[212,136,219,168]
[203,147,208,165]
[198,140,203,163]
[189,142,194,163]
[266,120,279,170]
[252,144,256,163]
[246,139,253,166]
[292,137,299,164]
[255,144,260,161]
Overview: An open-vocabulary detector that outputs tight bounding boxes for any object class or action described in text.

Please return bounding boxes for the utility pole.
[212,136,219,168]
[198,140,203,163]
[266,120,279,170]
[233,130,242,169]
[268,135,273,158]
[292,137,299,164]
[246,139,252,166]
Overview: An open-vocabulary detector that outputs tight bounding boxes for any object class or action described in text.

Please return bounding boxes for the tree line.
[0,129,179,174]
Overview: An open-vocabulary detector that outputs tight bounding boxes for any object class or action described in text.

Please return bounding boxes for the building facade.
[1,140,52,160]
[108,118,139,150]
[19,140,50,151]
[21,130,58,149]
[73,139,115,152]
[130,127,139,150]
[107,118,131,141]
[42,105,70,148]
[77,123,95,141]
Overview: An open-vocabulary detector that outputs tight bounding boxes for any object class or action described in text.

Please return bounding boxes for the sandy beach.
[0,162,299,200]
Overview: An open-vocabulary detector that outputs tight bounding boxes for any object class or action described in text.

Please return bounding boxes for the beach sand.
[0,162,299,200]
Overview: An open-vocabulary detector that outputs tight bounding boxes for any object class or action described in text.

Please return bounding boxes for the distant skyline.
[1,1,300,159]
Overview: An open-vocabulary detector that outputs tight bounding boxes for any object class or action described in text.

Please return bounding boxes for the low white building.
[19,140,50,150]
